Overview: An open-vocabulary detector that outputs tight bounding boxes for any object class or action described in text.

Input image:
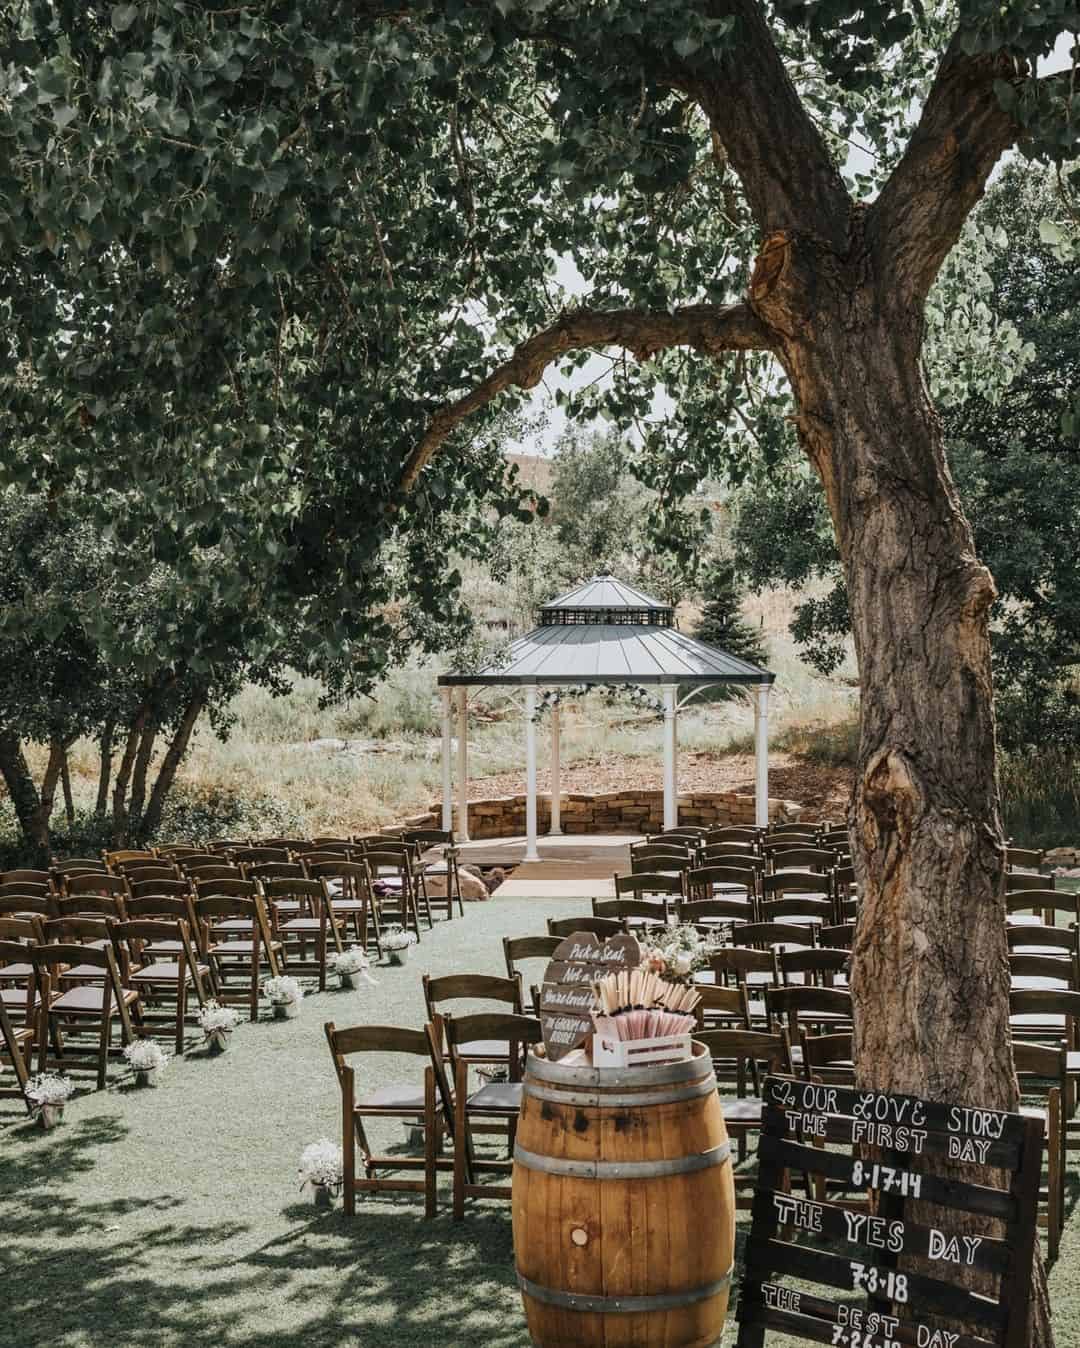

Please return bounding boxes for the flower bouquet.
[382,924,417,966]
[298,1137,344,1207]
[638,923,722,985]
[263,975,304,1019]
[123,1038,170,1087]
[198,999,241,1053]
[329,945,377,991]
[25,1072,75,1129]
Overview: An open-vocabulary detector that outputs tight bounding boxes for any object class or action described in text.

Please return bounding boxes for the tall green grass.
[1000,749,1080,849]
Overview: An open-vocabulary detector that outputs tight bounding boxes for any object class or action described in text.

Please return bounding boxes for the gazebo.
[437,575,775,862]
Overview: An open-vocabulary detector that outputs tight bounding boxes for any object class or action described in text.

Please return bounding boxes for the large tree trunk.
[141,689,207,840]
[127,714,160,838]
[755,237,1052,1342]
[112,704,150,845]
[34,739,66,855]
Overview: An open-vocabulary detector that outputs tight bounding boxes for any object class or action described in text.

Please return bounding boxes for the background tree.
[693,556,768,668]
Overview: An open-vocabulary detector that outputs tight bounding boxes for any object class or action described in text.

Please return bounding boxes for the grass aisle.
[3,896,1079,1347]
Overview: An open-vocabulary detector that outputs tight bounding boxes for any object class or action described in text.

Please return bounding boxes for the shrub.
[1000,749,1080,849]
[152,782,309,844]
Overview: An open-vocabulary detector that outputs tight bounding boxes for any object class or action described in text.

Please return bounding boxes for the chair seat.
[1011,1012,1067,1028]
[130,961,209,984]
[50,985,138,1014]
[212,920,254,934]
[721,1098,764,1123]
[1012,977,1073,992]
[59,964,107,981]
[0,987,39,1011]
[467,1081,523,1112]
[281,917,342,933]
[0,962,33,979]
[355,1084,427,1111]
[210,940,282,955]
[331,900,367,914]
[142,940,185,958]
[1066,1051,1080,1074]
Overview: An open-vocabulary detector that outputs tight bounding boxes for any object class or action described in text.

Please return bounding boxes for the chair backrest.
[799,1029,854,1083]
[1,869,52,888]
[768,847,836,873]
[1006,923,1079,958]
[104,849,156,867]
[768,821,820,837]
[438,1011,542,1079]
[613,872,683,899]
[402,829,454,848]
[248,861,305,883]
[0,915,44,944]
[52,857,107,875]
[193,893,261,921]
[733,922,817,950]
[128,878,192,901]
[630,840,694,858]
[593,898,670,926]
[1005,871,1055,894]
[630,852,693,874]
[648,827,706,842]
[708,948,781,984]
[423,973,522,1020]
[686,865,760,895]
[172,853,221,868]
[779,947,849,986]
[694,984,752,1030]
[365,848,413,876]
[765,985,853,1034]
[677,897,755,927]
[1011,1039,1067,1093]
[252,837,310,852]
[503,935,561,980]
[125,895,193,922]
[157,845,205,859]
[231,847,290,866]
[195,877,257,902]
[209,839,249,853]
[32,939,121,977]
[262,878,324,913]
[0,881,50,899]
[112,917,198,969]
[1009,953,1077,987]
[1005,890,1078,921]
[0,937,38,972]
[0,895,53,918]
[761,871,832,900]
[63,873,130,899]
[703,827,761,846]
[54,893,127,921]
[325,1019,430,1062]
[700,844,763,866]
[45,915,114,944]
[1009,987,1080,1023]
[818,923,856,949]
[183,864,243,884]
[116,863,178,884]
[696,1027,791,1086]
[760,896,835,924]
[1006,846,1044,871]
[820,830,850,848]
[546,916,626,938]
[303,858,368,882]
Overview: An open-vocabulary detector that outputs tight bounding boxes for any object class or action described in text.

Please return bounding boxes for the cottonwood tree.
[2,3,1079,1335]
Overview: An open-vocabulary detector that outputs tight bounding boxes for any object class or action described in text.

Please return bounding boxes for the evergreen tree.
[692,557,768,689]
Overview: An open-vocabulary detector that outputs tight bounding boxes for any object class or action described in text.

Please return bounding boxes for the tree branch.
[677,2,853,252]
[869,39,1021,302]
[397,301,773,495]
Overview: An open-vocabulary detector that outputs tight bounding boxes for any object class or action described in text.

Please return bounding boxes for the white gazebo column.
[440,687,453,833]
[754,682,771,829]
[524,687,540,861]
[455,686,470,842]
[549,702,562,835]
[662,683,679,831]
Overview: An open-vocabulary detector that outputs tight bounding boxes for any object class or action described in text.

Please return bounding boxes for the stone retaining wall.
[389,789,803,838]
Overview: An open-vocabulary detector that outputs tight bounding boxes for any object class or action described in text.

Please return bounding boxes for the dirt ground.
[468,749,854,817]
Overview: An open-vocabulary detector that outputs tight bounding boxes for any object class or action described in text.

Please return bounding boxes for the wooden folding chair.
[325,1021,448,1218]
[779,947,850,988]
[427,1011,541,1219]
[32,941,138,1089]
[703,826,762,847]
[593,897,671,933]
[678,895,755,936]
[423,974,523,1064]
[0,869,54,890]
[685,865,759,904]
[305,860,379,954]
[697,1026,793,1180]
[194,894,282,1021]
[262,877,344,991]
[765,986,853,1042]
[0,895,54,921]
[703,948,779,1027]
[402,829,465,921]
[0,927,45,1030]
[112,918,209,1054]
[732,921,816,953]
[60,873,130,908]
[818,922,856,949]
[104,849,157,869]
[766,846,836,874]
[503,936,560,1015]
[612,871,684,903]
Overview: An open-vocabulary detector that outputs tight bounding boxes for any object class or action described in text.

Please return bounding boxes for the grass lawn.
[3,895,1079,1347]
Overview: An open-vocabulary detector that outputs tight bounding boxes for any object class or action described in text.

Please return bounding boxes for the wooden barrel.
[512,1042,735,1348]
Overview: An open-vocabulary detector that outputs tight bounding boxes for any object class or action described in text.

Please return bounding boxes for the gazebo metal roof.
[439,573,775,687]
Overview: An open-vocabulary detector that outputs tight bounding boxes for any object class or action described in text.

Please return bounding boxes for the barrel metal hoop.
[516,1266,734,1314]
[522,1077,717,1109]
[513,1140,731,1180]
[526,1047,712,1089]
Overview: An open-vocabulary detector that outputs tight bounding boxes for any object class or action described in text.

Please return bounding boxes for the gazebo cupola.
[438,574,775,861]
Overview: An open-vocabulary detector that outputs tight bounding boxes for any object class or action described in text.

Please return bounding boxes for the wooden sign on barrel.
[736,1076,1044,1348]
[538,931,639,1060]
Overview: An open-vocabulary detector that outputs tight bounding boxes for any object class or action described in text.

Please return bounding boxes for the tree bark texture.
[750,229,1050,1340]
[60,748,75,829]
[34,739,66,854]
[127,714,160,836]
[112,704,149,845]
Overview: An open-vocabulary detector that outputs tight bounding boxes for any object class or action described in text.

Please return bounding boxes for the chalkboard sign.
[736,1076,1043,1348]
[539,931,639,1060]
